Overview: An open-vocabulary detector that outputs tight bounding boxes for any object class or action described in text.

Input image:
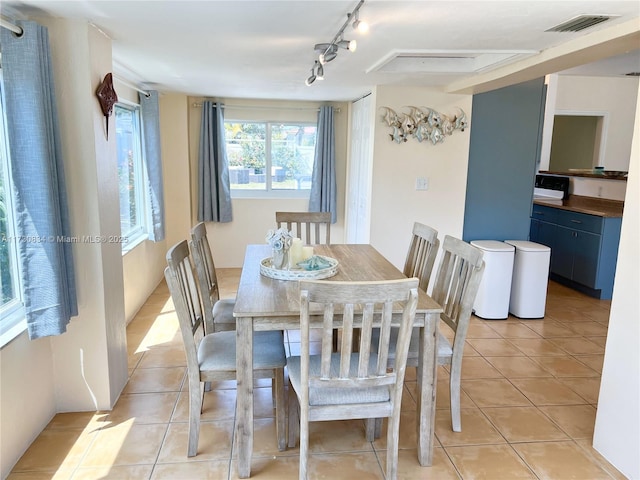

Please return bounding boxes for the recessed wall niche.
[549,113,605,171]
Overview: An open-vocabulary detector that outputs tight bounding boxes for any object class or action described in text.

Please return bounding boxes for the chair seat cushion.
[287,353,390,406]
[371,328,453,359]
[198,330,286,371]
[212,298,236,325]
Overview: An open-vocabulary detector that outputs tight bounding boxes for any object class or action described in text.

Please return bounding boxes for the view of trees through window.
[0,81,20,311]
[225,122,316,191]
[115,104,145,245]
[0,141,15,308]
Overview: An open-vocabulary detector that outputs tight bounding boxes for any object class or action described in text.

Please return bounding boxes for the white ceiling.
[4,1,640,101]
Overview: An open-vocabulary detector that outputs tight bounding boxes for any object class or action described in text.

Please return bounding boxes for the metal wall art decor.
[380,106,468,145]
[96,73,118,139]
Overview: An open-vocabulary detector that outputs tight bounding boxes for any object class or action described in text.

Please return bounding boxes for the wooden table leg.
[416,312,438,466]
[236,317,254,478]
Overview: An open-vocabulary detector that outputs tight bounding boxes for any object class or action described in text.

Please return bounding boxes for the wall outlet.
[415,177,429,190]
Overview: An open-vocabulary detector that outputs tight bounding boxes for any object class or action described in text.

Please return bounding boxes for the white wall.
[186,99,348,267]
[48,19,128,412]
[369,86,473,269]
[540,74,639,172]
[160,94,192,251]
[593,82,640,479]
[569,176,627,202]
[0,332,55,479]
[122,241,167,322]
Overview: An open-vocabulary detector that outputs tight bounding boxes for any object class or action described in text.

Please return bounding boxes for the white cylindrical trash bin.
[504,240,551,319]
[470,240,515,320]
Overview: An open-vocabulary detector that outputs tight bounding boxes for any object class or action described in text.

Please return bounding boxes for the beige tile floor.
[9,271,627,480]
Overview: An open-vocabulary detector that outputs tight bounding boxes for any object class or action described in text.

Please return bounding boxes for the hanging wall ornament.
[96,73,118,139]
[379,106,468,145]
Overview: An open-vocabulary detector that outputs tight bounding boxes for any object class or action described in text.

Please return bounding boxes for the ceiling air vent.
[546,15,616,33]
[625,72,640,77]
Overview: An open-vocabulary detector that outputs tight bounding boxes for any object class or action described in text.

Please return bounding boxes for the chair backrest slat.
[276,211,331,244]
[339,304,354,377]
[320,305,334,378]
[376,301,393,374]
[357,303,375,377]
[432,236,485,347]
[403,222,439,292]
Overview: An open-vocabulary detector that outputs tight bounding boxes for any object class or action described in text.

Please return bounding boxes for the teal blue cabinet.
[530,217,557,264]
[529,204,621,299]
[555,225,601,287]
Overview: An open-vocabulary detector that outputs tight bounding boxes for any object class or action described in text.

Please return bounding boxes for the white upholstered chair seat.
[212,298,236,330]
[198,330,286,372]
[372,328,453,361]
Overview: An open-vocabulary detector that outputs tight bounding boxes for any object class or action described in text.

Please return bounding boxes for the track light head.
[353,18,369,33]
[336,39,357,52]
[316,62,324,80]
[315,43,338,64]
[305,65,316,86]
[319,51,337,64]
[352,10,369,33]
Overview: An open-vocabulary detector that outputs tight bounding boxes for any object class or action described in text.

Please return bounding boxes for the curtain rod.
[113,74,150,97]
[1,17,23,36]
[192,103,340,113]
[0,20,151,100]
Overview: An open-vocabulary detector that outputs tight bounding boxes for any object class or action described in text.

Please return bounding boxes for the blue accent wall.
[462,78,546,242]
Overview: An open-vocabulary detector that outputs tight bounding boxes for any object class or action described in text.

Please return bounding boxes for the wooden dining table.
[233,243,443,478]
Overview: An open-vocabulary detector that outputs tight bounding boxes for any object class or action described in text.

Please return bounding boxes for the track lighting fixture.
[351,9,369,33]
[304,0,368,85]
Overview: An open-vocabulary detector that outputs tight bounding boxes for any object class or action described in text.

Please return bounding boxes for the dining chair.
[164,240,287,456]
[430,236,484,432]
[287,278,419,480]
[275,211,331,244]
[373,235,484,432]
[367,222,439,356]
[403,222,439,292]
[190,222,235,333]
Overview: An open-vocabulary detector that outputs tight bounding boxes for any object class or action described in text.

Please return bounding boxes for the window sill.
[122,232,149,255]
[231,190,311,200]
[0,315,27,349]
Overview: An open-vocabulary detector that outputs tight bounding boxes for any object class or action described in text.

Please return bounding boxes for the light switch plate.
[416,177,429,190]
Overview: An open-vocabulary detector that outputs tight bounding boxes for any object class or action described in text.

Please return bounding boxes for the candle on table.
[289,238,303,269]
[302,246,314,261]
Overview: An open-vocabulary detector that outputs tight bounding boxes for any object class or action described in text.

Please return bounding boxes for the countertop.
[533,195,624,217]
[539,170,628,181]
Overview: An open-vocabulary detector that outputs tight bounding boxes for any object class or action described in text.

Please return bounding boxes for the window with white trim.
[0,72,26,342]
[225,121,317,198]
[115,103,148,250]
